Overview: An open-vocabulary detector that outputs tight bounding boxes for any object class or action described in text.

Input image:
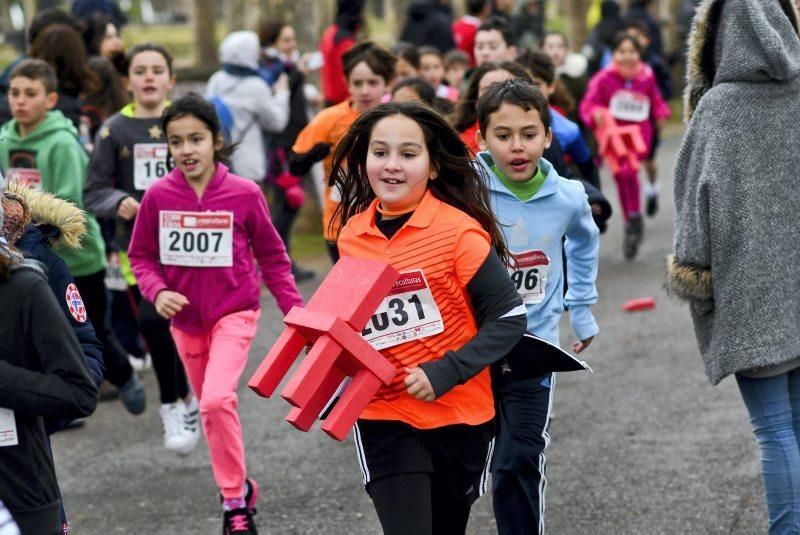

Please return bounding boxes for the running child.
[418,46,459,101]
[518,49,601,190]
[475,79,600,534]
[128,93,304,535]
[289,41,396,263]
[393,42,420,81]
[452,60,531,155]
[474,16,517,66]
[541,31,589,118]
[580,33,670,259]
[443,49,471,91]
[624,19,673,216]
[83,43,200,453]
[329,101,527,535]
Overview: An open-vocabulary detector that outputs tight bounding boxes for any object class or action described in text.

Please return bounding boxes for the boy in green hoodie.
[0,58,145,414]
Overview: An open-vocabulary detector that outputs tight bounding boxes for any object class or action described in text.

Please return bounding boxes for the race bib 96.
[159,211,233,267]
[509,250,549,305]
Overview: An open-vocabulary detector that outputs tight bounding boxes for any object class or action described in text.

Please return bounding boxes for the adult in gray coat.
[667,0,800,530]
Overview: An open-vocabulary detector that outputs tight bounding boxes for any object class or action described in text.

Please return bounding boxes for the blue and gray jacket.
[479,153,600,346]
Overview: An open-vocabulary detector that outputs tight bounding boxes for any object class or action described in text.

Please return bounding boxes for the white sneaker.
[128,353,152,373]
[159,403,196,455]
[180,397,201,455]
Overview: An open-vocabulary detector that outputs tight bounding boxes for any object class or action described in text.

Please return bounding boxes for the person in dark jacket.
[71,0,126,28]
[400,0,457,54]
[626,0,664,58]
[3,178,147,408]
[624,18,672,216]
[0,181,101,535]
[1,188,104,389]
[0,192,98,535]
[258,20,317,282]
[582,0,626,74]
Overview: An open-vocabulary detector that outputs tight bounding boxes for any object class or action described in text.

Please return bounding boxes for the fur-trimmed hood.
[5,181,87,249]
[683,0,800,121]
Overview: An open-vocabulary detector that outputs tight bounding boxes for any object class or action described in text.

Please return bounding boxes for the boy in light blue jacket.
[475,79,599,534]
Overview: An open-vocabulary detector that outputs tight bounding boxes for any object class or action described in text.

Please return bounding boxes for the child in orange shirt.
[330,101,526,534]
[289,42,395,262]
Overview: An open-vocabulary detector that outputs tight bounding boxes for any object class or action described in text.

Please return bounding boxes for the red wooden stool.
[248,257,399,440]
[595,107,648,174]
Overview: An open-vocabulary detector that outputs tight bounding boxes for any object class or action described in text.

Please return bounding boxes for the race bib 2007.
[361,270,444,350]
[159,211,233,267]
[134,143,169,191]
[509,250,549,305]
[610,89,651,122]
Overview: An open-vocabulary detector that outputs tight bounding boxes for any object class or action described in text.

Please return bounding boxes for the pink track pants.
[170,308,260,499]
[613,159,642,223]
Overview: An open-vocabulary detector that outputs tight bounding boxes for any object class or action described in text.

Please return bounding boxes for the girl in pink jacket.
[128,92,304,535]
[580,33,670,259]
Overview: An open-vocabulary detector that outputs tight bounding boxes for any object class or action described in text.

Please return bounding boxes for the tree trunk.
[258,0,333,52]
[224,0,249,31]
[0,0,11,34]
[565,0,592,50]
[193,0,217,68]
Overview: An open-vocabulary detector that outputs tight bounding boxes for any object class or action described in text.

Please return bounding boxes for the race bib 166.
[134,143,170,191]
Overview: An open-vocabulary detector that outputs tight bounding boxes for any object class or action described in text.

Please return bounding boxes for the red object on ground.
[622,297,656,312]
[248,256,399,441]
[595,108,647,174]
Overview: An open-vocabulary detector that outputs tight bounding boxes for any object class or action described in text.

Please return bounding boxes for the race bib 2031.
[361,270,444,351]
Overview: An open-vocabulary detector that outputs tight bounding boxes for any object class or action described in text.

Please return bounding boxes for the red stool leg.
[248,327,307,397]
[321,371,383,441]
[286,366,347,431]
[282,335,341,408]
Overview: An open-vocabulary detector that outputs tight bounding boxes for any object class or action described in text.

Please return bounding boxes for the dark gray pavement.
[53,131,769,533]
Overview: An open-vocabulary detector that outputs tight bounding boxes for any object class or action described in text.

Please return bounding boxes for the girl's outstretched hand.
[573,336,594,354]
[403,367,436,402]
[154,290,189,319]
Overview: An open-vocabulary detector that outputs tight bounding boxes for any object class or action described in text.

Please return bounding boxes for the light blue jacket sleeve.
[564,187,600,341]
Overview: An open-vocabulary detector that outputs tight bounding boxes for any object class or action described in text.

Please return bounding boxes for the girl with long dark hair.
[329,102,526,534]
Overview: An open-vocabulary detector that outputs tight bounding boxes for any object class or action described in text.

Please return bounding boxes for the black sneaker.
[623,215,644,260]
[645,194,659,217]
[244,478,259,515]
[222,507,258,535]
